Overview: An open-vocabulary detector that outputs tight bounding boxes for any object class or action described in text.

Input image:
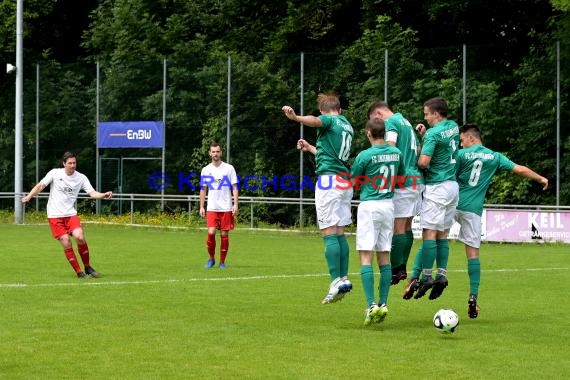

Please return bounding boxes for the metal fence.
[2,192,569,230]
[3,44,566,225]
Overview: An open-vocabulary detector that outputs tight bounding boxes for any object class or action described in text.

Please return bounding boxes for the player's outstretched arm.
[513,165,549,190]
[21,182,46,203]
[282,106,322,128]
[88,190,113,199]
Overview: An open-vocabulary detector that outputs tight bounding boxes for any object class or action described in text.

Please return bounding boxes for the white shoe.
[322,277,344,304]
[338,277,353,293]
[364,304,381,325]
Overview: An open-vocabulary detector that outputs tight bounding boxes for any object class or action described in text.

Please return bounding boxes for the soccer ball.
[433,308,459,333]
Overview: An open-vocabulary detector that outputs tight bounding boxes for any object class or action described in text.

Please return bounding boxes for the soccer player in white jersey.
[456,123,548,318]
[21,151,113,279]
[283,92,354,305]
[351,117,406,325]
[199,142,239,269]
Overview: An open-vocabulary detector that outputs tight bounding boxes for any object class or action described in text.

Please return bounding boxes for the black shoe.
[391,266,408,286]
[85,266,101,278]
[77,271,90,279]
[468,294,480,319]
[429,276,449,300]
[402,278,419,300]
[414,277,435,299]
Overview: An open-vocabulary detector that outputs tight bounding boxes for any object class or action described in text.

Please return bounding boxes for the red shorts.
[48,215,82,239]
[206,211,234,231]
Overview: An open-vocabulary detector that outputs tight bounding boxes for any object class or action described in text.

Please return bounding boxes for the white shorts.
[456,210,481,248]
[420,181,459,231]
[356,200,394,252]
[393,184,424,218]
[315,175,353,229]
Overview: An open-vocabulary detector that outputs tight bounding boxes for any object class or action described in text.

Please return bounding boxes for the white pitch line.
[0,267,567,289]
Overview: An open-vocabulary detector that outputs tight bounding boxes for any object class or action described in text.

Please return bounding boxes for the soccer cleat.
[414,276,435,299]
[204,259,215,269]
[219,263,226,269]
[84,266,101,278]
[322,288,339,304]
[338,277,353,293]
[363,304,381,326]
[335,278,352,302]
[468,294,480,319]
[76,271,90,279]
[429,276,449,300]
[402,278,419,300]
[391,266,408,286]
[376,304,389,323]
[322,278,350,304]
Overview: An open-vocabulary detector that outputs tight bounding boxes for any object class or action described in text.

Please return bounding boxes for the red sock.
[77,243,90,267]
[64,248,82,273]
[206,234,216,260]
[220,235,229,264]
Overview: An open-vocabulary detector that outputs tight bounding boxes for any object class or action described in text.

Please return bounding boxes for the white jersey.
[40,168,95,218]
[200,162,238,212]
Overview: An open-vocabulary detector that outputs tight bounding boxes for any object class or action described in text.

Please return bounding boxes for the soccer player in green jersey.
[282,93,354,304]
[404,97,460,300]
[351,117,406,325]
[367,101,424,286]
[456,123,548,318]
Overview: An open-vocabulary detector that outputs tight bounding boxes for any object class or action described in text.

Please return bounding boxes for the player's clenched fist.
[282,105,297,121]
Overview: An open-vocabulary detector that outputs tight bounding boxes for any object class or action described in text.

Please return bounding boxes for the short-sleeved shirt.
[40,168,95,218]
[385,112,424,188]
[351,144,405,201]
[315,114,353,176]
[421,119,460,184]
[200,162,238,212]
[456,144,515,215]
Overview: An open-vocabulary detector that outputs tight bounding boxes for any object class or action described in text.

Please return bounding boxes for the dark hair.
[460,123,481,139]
[424,97,448,117]
[367,100,390,119]
[366,117,385,139]
[210,142,221,149]
[62,151,76,163]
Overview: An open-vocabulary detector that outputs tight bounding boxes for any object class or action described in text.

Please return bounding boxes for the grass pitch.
[0,223,568,379]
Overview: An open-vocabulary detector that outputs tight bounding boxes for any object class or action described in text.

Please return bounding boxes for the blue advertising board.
[98,121,164,148]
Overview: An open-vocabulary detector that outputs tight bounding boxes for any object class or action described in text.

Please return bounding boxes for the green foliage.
[1,0,568,224]
[551,0,570,11]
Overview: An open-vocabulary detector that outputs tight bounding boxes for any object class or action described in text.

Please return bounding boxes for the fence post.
[130,194,134,224]
[250,198,254,228]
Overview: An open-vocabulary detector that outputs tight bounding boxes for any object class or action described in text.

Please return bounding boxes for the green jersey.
[385,112,424,189]
[315,114,353,176]
[421,119,460,184]
[456,144,515,215]
[351,144,405,201]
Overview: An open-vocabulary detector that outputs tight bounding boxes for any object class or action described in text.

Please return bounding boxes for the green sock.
[403,230,415,267]
[378,264,391,305]
[337,234,349,278]
[411,247,423,279]
[360,264,375,306]
[421,240,437,279]
[435,239,449,277]
[390,234,406,269]
[323,234,341,280]
[468,258,481,296]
